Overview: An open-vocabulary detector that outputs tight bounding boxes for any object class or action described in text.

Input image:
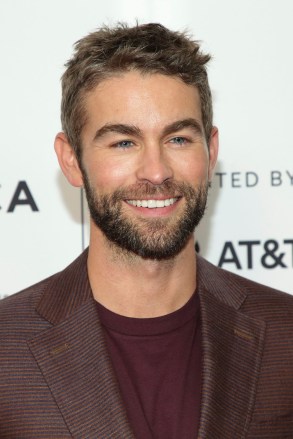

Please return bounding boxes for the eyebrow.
[162,118,203,137]
[93,124,142,142]
[92,118,203,142]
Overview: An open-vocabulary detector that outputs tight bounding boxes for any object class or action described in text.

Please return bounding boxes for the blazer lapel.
[196,257,266,439]
[28,251,134,438]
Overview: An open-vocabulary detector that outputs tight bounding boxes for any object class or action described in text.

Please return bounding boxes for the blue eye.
[170,137,188,145]
[114,140,134,149]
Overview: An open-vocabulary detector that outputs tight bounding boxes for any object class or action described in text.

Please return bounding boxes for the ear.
[54,132,83,187]
[207,126,219,181]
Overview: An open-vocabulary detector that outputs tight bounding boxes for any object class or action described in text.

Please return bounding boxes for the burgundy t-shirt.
[96,292,201,439]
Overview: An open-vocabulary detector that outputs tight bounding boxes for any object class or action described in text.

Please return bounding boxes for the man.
[0,23,292,439]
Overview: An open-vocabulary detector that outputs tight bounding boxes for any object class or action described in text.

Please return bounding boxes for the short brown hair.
[61,23,213,158]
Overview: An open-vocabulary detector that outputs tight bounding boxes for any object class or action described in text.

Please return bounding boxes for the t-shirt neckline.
[96,291,199,336]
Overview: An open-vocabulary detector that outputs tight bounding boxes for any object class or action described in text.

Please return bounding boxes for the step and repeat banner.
[1,0,292,298]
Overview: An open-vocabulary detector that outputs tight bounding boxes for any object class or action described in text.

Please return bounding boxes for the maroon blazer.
[0,250,293,438]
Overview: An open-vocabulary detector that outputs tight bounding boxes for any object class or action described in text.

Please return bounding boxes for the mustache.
[111,181,195,200]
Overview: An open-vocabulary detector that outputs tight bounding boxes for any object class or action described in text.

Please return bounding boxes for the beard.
[82,172,208,260]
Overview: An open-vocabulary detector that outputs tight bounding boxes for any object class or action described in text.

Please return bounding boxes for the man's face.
[78,72,218,259]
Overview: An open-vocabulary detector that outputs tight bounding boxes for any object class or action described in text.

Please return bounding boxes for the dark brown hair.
[61,23,213,158]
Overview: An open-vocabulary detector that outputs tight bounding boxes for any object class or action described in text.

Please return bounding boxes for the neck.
[87,227,197,318]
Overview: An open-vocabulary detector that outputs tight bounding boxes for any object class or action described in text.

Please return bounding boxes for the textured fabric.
[97,292,201,438]
[0,249,293,438]
[196,257,293,438]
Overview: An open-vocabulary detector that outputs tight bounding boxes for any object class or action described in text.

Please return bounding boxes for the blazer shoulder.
[0,250,90,334]
[0,272,60,343]
[197,255,293,316]
[0,273,57,313]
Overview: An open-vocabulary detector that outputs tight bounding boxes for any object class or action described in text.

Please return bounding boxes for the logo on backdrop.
[0,181,39,212]
[207,170,293,270]
[197,239,293,270]
[214,170,293,188]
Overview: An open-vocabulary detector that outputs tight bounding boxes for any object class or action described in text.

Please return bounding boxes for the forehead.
[82,71,203,135]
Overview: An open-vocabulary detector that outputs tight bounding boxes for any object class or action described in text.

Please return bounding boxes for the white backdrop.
[1,0,292,298]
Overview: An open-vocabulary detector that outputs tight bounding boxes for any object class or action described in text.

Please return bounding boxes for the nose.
[136,144,173,185]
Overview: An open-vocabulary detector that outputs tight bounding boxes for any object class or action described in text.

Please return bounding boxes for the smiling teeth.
[127,198,177,208]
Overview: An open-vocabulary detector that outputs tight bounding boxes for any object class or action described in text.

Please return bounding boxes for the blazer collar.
[196,254,247,309]
[36,251,248,325]
[36,249,92,325]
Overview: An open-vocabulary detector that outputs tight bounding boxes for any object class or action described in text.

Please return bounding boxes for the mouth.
[126,197,180,209]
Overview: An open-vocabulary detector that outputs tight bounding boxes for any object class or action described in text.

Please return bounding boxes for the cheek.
[173,151,210,183]
[86,155,137,191]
